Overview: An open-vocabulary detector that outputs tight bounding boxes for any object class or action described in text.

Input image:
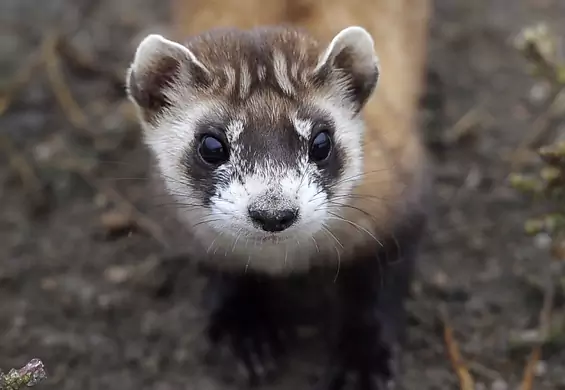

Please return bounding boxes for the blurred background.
[1,0,565,389]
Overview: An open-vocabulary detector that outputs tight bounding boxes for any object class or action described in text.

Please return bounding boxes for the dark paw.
[316,319,399,390]
[205,276,291,386]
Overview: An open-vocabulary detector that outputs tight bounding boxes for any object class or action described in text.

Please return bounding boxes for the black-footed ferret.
[126,25,430,390]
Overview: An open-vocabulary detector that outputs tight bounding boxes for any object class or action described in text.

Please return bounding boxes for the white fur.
[272,49,295,96]
[315,26,379,75]
[208,159,326,237]
[226,120,245,143]
[291,116,313,139]
[129,34,209,79]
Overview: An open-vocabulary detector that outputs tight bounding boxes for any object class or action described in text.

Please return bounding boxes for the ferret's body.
[126,1,431,388]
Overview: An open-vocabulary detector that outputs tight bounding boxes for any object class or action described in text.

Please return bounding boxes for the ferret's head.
[126,26,380,269]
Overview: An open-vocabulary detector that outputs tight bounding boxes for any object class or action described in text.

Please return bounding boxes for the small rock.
[534,232,552,250]
[104,265,132,284]
[475,383,487,390]
[432,270,449,287]
[94,193,109,208]
[535,360,548,377]
[40,277,58,291]
[491,378,508,390]
[529,81,551,104]
[100,210,135,237]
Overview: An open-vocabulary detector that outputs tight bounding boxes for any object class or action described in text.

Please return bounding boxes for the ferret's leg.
[204,271,290,385]
[318,213,426,390]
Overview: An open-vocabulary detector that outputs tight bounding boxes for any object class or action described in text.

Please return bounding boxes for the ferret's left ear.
[126,34,209,123]
[315,26,380,110]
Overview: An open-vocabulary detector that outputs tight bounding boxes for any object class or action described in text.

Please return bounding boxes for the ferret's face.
[126,26,379,258]
[174,95,361,243]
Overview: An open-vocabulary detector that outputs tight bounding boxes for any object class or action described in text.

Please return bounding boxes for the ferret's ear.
[126,34,209,121]
[315,26,380,110]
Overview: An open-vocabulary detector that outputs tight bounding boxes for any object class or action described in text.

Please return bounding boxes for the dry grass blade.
[43,31,92,136]
[71,163,169,248]
[511,87,565,169]
[0,134,49,214]
[444,322,475,390]
[0,49,43,116]
[519,346,541,390]
[57,37,125,89]
[0,135,43,195]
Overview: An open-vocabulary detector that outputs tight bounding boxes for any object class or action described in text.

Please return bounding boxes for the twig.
[519,346,541,390]
[0,135,43,195]
[511,22,565,170]
[0,359,47,390]
[443,106,488,145]
[71,161,169,248]
[0,48,43,116]
[0,134,48,214]
[511,87,565,170]
[43,31,93,136]
[539,264,556,341]
[56,37,125,91]
[443,320,475,390]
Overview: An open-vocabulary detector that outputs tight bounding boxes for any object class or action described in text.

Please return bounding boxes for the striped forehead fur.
[182,27,323,102]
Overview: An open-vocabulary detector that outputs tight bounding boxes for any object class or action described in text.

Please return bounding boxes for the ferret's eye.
[309,131,332,162]
[198,135,229,165]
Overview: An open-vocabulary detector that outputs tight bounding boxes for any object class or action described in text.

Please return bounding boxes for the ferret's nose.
[248,208,298,232]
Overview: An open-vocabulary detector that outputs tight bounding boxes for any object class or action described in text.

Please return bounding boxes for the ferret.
[126,23,430,390]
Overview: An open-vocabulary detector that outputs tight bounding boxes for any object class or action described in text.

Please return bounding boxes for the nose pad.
[248,208,299,232]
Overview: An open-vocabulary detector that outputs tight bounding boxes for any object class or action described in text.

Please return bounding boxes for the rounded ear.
[126,34,209,122]
[314,26,380,110]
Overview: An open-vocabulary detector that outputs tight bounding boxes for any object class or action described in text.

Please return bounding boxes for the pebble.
[100,210,135,235]
[535,360,548,377]
[104,265,132,284]
[491,378,508,390]
[529,81,551,104]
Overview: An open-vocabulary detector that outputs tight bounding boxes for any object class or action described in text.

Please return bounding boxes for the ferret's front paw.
[205,277,289,386]
[316,317,398,390]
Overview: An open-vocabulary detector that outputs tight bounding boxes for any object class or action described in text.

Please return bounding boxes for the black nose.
[248,209,298,232]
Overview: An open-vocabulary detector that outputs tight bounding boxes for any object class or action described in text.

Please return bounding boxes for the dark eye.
[309,131,332,162]
[198,135,229,165]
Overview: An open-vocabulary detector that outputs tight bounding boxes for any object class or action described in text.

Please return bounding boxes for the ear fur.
[315,26,380,110]
[125,34,209,122]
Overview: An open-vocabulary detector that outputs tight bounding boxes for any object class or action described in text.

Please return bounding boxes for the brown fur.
[169,0,431,250]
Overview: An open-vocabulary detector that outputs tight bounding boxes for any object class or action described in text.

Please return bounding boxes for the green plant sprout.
[511,22,565,258]
[0,359,47,390]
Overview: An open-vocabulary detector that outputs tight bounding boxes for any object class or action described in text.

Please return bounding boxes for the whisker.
[190,217,227,230]
[231,228,244,252]
[321,224,344,249]
[206,231,224,254]
[309,172,394,202]
[296,163,312,194]
[321,225,342,282]
[314,168,393,197]
[326,211,383,248]
[325,201,377,221]
[100,177,151,182]
[331,193,392,203]
[310,235,320,252]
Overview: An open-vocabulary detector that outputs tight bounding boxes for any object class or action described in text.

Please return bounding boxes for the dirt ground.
[2,0,565,389]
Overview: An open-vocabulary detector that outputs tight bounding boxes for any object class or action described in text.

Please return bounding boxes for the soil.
[2,1,565,389]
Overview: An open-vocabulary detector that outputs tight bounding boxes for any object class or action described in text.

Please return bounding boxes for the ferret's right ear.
[126,34,209,121]
[314,26,379,112]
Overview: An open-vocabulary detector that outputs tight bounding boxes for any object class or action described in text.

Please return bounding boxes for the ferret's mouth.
[246,233,292,244]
